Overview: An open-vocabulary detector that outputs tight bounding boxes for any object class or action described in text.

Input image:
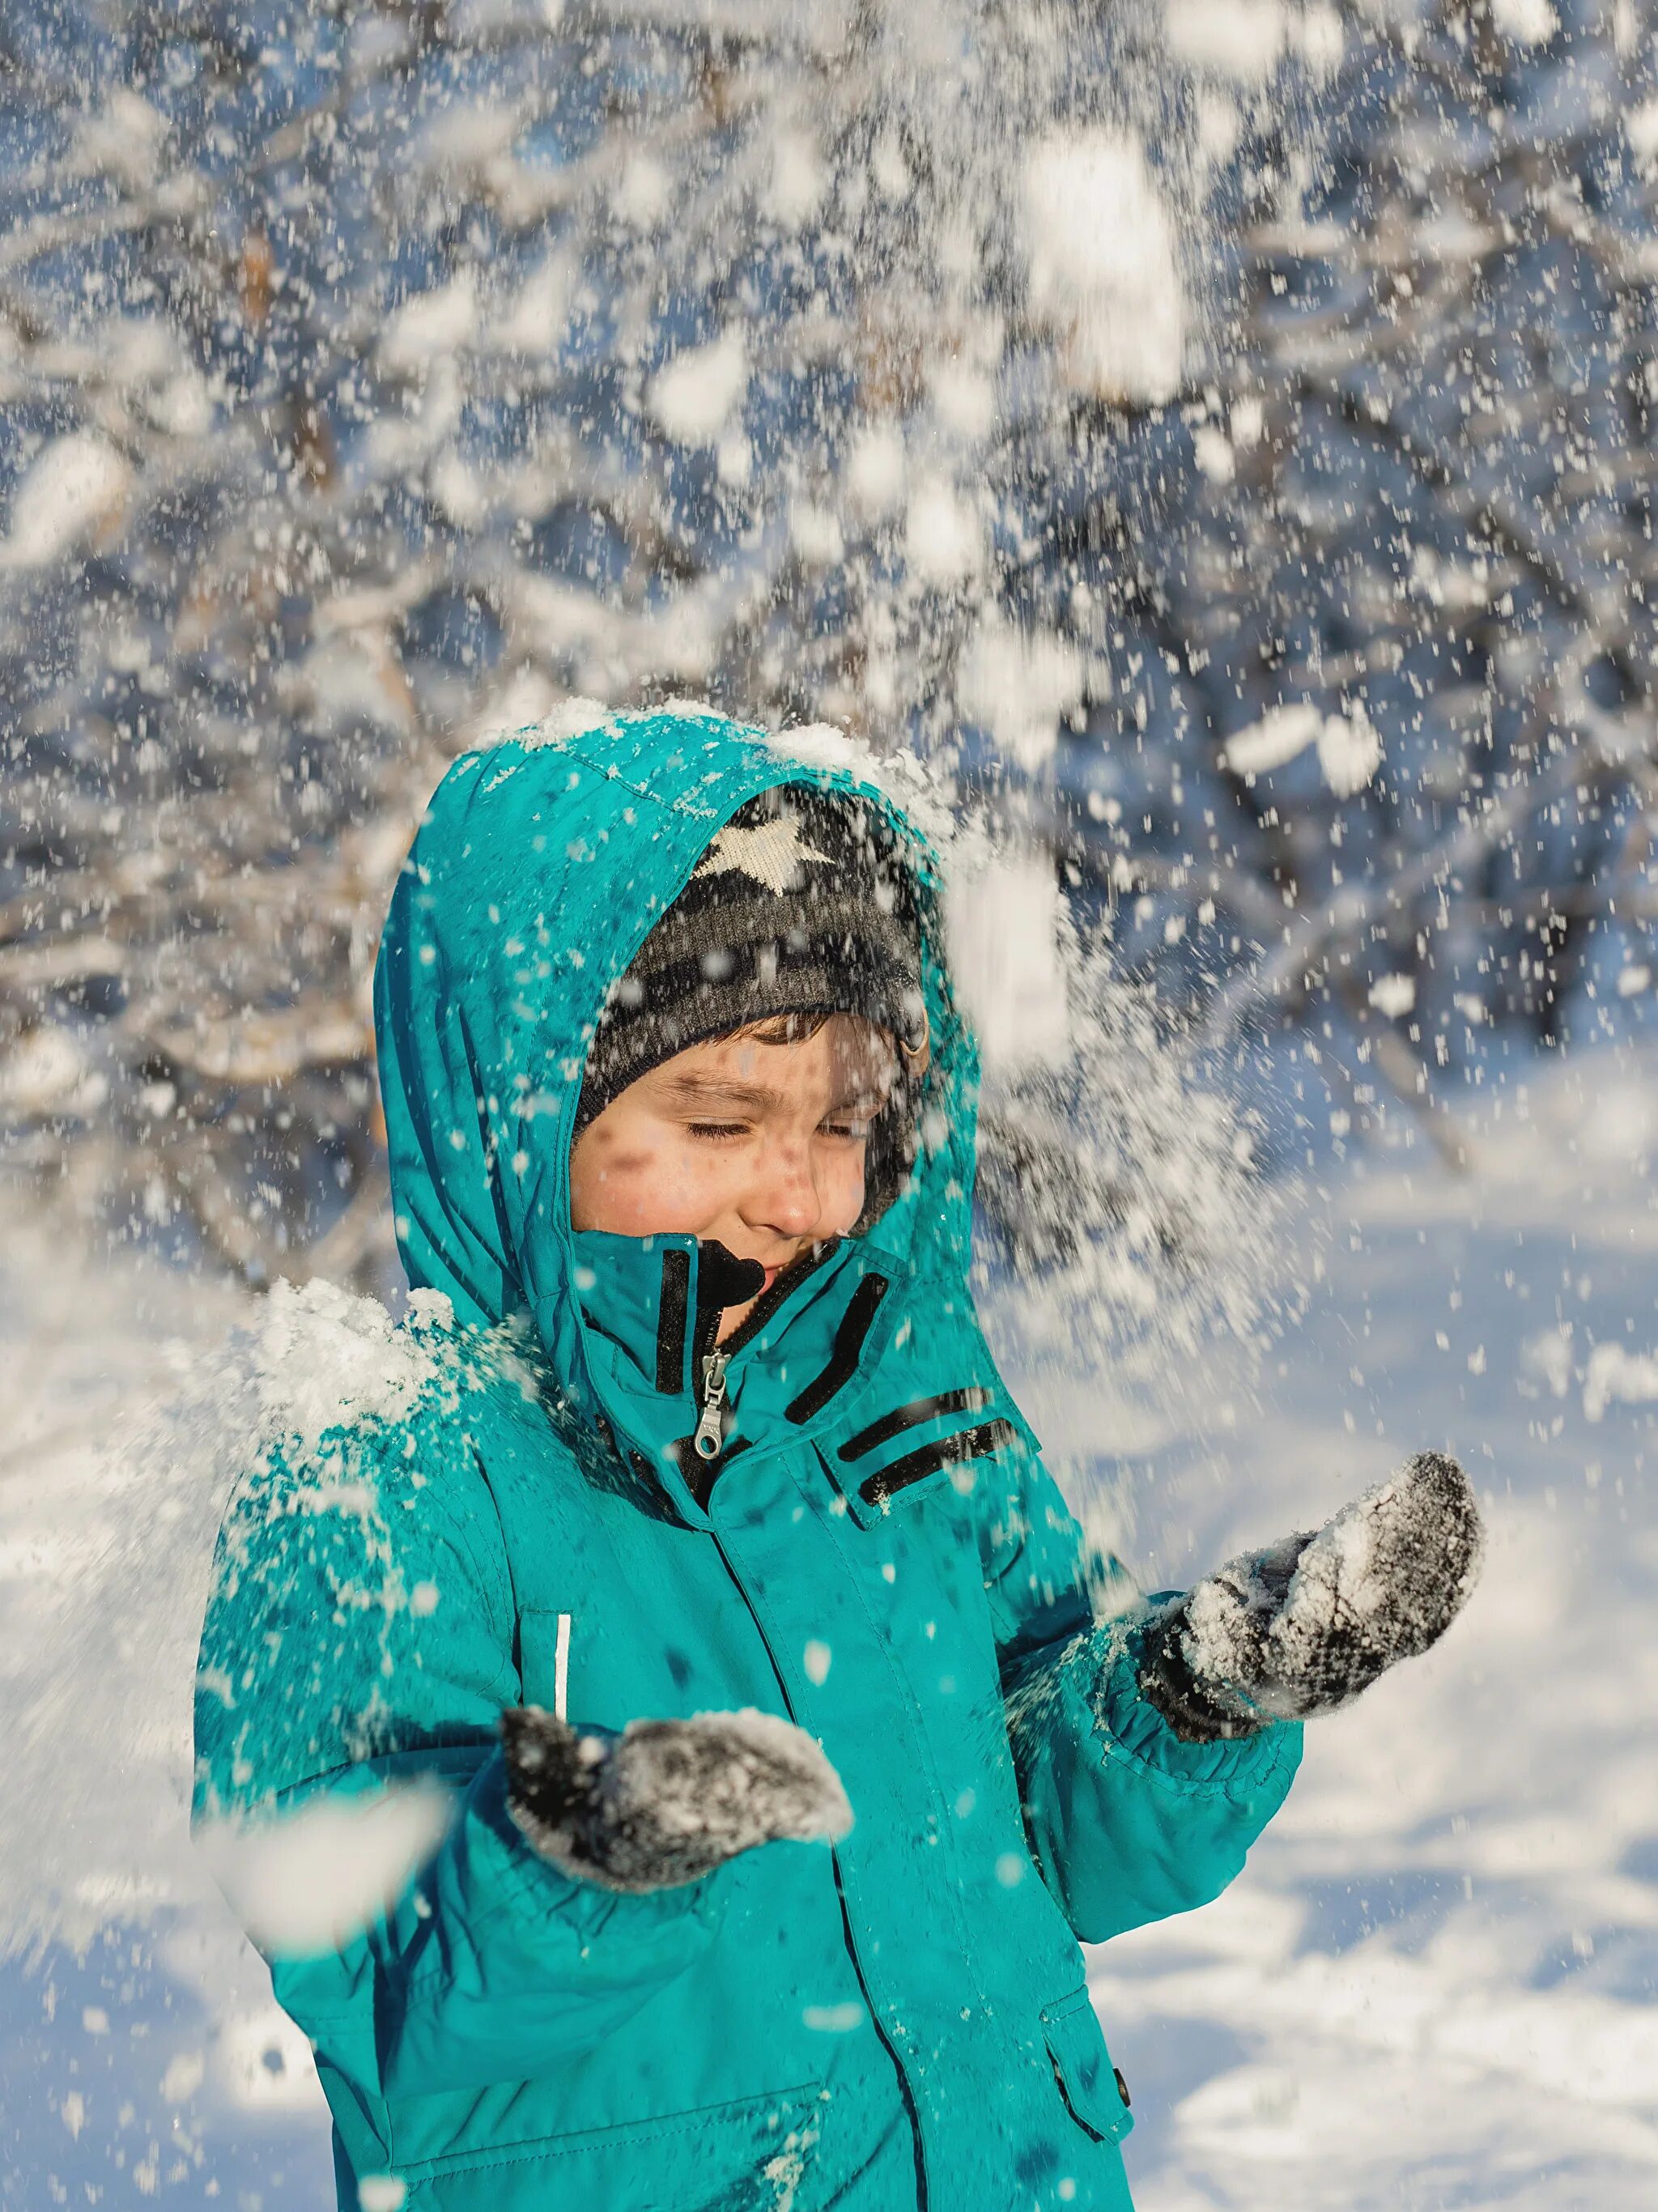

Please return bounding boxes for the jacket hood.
[373,706,980,1393]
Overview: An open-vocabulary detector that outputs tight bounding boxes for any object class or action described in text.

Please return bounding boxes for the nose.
[745,1136,823,1240]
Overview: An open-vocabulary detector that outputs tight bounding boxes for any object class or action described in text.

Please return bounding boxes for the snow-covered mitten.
[1138,1451,1483,1743]
[500,1704,852,1893]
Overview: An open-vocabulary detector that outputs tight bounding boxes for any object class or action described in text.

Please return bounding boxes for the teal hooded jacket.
[193,707,1301,2212]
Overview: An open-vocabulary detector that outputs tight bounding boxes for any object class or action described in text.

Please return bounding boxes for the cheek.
[569,1125,726,1236]
[823,1146,869,1234]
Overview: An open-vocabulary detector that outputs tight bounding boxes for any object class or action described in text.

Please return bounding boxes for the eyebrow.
[655,1074,886,1116]
[657,1074,789,1113]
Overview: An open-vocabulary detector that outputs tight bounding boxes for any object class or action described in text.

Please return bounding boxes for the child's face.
[570,1015,897,1338]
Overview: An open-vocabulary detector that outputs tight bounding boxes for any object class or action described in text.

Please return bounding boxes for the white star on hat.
[693,813,836,896]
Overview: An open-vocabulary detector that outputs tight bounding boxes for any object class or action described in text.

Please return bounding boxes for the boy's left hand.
[500,1704,852,1892]
[1138,1451,1484,1743]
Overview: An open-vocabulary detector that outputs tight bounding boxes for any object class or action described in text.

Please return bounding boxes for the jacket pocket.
[1040,1986,1133,2148]
[392,2077,829,2206]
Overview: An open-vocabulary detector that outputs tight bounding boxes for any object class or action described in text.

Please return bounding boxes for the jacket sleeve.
[193,1420,716,2104]
[980,1439,1302,1945]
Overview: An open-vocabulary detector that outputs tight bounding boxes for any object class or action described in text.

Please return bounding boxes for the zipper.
[684,1242,839,1467]
[693,1349,730,1461]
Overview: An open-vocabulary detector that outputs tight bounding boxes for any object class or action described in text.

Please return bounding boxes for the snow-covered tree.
[2,0,1652,1278]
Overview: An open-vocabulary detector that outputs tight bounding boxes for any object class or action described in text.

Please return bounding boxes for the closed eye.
[686,1121,750,1140]
[822,1093,883,1140]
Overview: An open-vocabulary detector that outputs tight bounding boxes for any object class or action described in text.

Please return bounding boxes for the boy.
[194,706,1481,2211]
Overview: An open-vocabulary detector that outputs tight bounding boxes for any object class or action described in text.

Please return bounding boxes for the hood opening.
[372,708,980,1396]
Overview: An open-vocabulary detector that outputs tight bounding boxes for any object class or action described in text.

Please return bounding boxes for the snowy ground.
[2,1049,1656,2207]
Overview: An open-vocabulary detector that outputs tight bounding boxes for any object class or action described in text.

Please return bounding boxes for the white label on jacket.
[555,1611,572,1723]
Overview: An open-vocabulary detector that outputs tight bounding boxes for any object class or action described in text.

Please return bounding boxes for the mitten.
[500,1704,852,1893]
[1138,1450,1484,1743]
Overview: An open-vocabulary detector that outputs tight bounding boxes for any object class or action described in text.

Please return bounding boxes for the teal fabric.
[193,707,1301,2212]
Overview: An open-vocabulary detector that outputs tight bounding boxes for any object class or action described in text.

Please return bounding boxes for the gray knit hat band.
[577,789,926,1129]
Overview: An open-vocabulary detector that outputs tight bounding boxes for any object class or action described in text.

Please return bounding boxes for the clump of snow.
[70,87,168,189]
[1490,0,1558,44]
[0,1020,107,1115]
[1021,130,1185,406]
[1295,3,1344,73]
[844,422,908,521]
[1581,1342,1658,1424]
[904,474,985,586]
[1165,0,1288,83]
[197,1780,453,1956]
[1222,700,1381,793]
[956,613,1086,772]
[1222,702,1324,776]
[1626,99,1658,173]
[481,695,619,751]
[0,1237,461,1962]
[1192,423,1235,482]
[2,431,133,569]
[248,1278,447,1457]
[946,852,1070,1074]
[647,330,749,446]
[612,152,671,228]
[1367,974,1416,1019]
[379,274,478,378]
[764,721,869,777]
[487,253,572,355]
[766,126,827,228]
[789,498,844,566]
[1317,701,1382,796]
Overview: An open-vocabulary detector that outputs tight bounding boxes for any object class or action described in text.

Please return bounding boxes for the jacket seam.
[391,2078,823,2184]
[1094,1718,1300,1802]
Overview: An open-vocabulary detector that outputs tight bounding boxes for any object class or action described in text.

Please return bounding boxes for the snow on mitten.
[500,1705,852,1893]
[1138,1451,1484,1744]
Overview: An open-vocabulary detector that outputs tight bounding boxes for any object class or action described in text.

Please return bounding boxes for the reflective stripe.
[840,1386,993,1462]
[656,1249,691,1393]
[784,1274,891,1424]
[554,1612,572,1722]
[858,1418,1020,1507]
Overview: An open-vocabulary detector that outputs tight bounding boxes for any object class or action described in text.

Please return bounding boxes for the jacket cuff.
[1086,1617,1302,1796]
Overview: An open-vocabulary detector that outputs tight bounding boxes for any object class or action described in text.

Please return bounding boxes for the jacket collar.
[566,1229,910,1525]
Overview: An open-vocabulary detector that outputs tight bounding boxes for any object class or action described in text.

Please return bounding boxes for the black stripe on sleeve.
[858,1418,1020,1508]
[656,1249,691,1394]
[839,1386,994,1462]
[784,1274,891,1425]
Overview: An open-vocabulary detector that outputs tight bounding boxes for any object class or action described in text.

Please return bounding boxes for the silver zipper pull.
[693,1350,729,1461]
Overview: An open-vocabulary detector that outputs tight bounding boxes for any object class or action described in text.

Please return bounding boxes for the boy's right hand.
[1137,1450,1483,1742]
[500,1704,852,1893]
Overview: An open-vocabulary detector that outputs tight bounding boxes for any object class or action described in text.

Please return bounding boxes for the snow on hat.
[576,787,928,1129]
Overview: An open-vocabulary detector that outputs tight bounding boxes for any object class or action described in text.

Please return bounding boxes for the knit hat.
[577,787,928,1131]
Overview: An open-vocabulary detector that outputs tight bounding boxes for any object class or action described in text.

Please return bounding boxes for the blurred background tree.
[1,0,1654,1286]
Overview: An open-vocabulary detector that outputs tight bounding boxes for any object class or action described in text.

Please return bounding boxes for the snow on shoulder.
[246,1278,455,1461]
